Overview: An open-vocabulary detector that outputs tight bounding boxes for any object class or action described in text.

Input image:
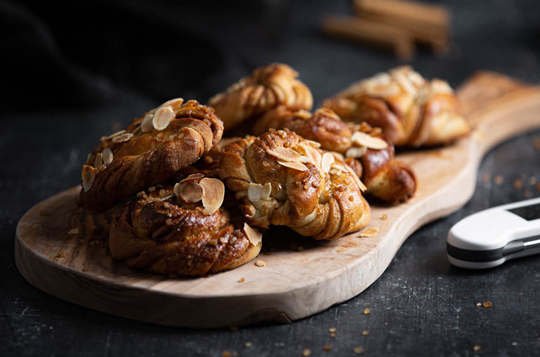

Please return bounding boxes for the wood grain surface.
[14,72,540,328]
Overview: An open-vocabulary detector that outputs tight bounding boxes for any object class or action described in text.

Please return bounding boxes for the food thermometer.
[447,197,540,269]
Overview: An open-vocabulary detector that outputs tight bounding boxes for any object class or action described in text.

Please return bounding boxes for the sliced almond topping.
[243,223,262,246]
[277,160,308,172]
[305,140,321,148]
[178,182,205,203]
[321,153,335,173]
[316,108,341,121]
[141,113,154,133]
[267,147,303,162]
[152,106,175,131]
[112,132,134,144]
[345,146,368,159]
[160,97,184,110]
[81,165,97,192]
[248,182,272,202]
[254,260,266,267]
[181,173,204,182]
[343,162,367,192]
[295,109,312,120]
[199,178,225,215]
[359,227,379,238]
[94,153,104,170]
[299,144,322,167]
[102,148,113,165]
[105,130,126,139]
[351,132,388,150]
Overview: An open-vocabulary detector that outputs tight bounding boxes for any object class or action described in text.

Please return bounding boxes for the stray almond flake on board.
[359,228,379,238]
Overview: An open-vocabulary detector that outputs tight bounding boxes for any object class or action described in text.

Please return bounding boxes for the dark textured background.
[2,0,540,356]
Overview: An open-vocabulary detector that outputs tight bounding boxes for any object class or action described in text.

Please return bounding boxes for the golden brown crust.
[219,129,370,240]
[109,185,262,277]
[321,66,470,147]
[208,63,313,131]
[80,99,224,213]
[252,107,416,203]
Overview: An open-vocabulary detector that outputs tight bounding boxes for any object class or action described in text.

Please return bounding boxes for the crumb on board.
[514,180,523,189]
[323,345,332,351]
[494,175,504,185]
[381,214,388,220]
[362,330,370,336]
[302,348,312,356]
[533,137,540,150]
[354,346,364,354]
[364,308,371,314]
[238,278,245,283]
[476,302,482,307]
[255,260,266,267]
[330,333,336,338]
[483,301,492,308]
[245,342,252,347]
[473,345,481,351]
[482,173,491,182]
[329,327,337,333]
[359,228,379,238]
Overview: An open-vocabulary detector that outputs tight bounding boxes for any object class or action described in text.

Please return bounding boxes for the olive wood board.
[15,72,540,328]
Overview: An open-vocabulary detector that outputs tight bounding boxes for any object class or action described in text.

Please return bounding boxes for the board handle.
[457,71,540,155]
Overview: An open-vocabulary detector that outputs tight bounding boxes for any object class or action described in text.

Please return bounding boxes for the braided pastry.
[208,63,313,131]
[252,106,416,203]
[219,129,370,240]
[80,99,224,213]
[321,66,470,147]
[109,176,262,276]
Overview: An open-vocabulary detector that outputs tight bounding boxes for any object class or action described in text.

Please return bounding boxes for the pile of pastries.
[79,64,470,277]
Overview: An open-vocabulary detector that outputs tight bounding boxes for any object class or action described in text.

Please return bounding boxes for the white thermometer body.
[447,197,540,269]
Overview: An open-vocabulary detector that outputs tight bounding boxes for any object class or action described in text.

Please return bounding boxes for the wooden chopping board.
[15,72,540,328]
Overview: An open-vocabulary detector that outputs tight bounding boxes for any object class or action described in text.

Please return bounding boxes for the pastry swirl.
[80,99,224,213]
[322,66,470,147]
[109,179,262,276]
[208,63,313,131]
[219,129,370,240]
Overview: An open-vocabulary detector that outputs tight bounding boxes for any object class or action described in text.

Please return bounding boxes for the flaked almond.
[141,113,154,133]
[247,182,272,202]
[243,223,262,246]
[181,173,204,182]
[102,148,113,165]
[178,181,204,203]
[346,146,367,159]
[267,147,303,162]
[343,163,367,192]
[277,160,308,172]
[200,178,225,215]
[305,140,321,148]
[351,132,388,150]
[105,130,126,139]
[295,109,312,120]
[94,152,104,169]
[68,229,79,235]
[152,106,175,131]
[299,144,322,167]
[112,132,134,143]
[359,227,379,238]
[321,153,335,173]
[81,165,97,192]
[316,108,341,121]
[160,97,184,110]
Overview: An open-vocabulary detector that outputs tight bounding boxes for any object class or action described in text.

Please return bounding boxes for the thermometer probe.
[447,197,540,269]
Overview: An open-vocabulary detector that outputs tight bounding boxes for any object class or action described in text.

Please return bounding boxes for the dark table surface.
[2,0,540,356]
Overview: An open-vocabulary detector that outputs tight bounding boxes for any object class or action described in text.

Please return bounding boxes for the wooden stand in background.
[323,0,451,58]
